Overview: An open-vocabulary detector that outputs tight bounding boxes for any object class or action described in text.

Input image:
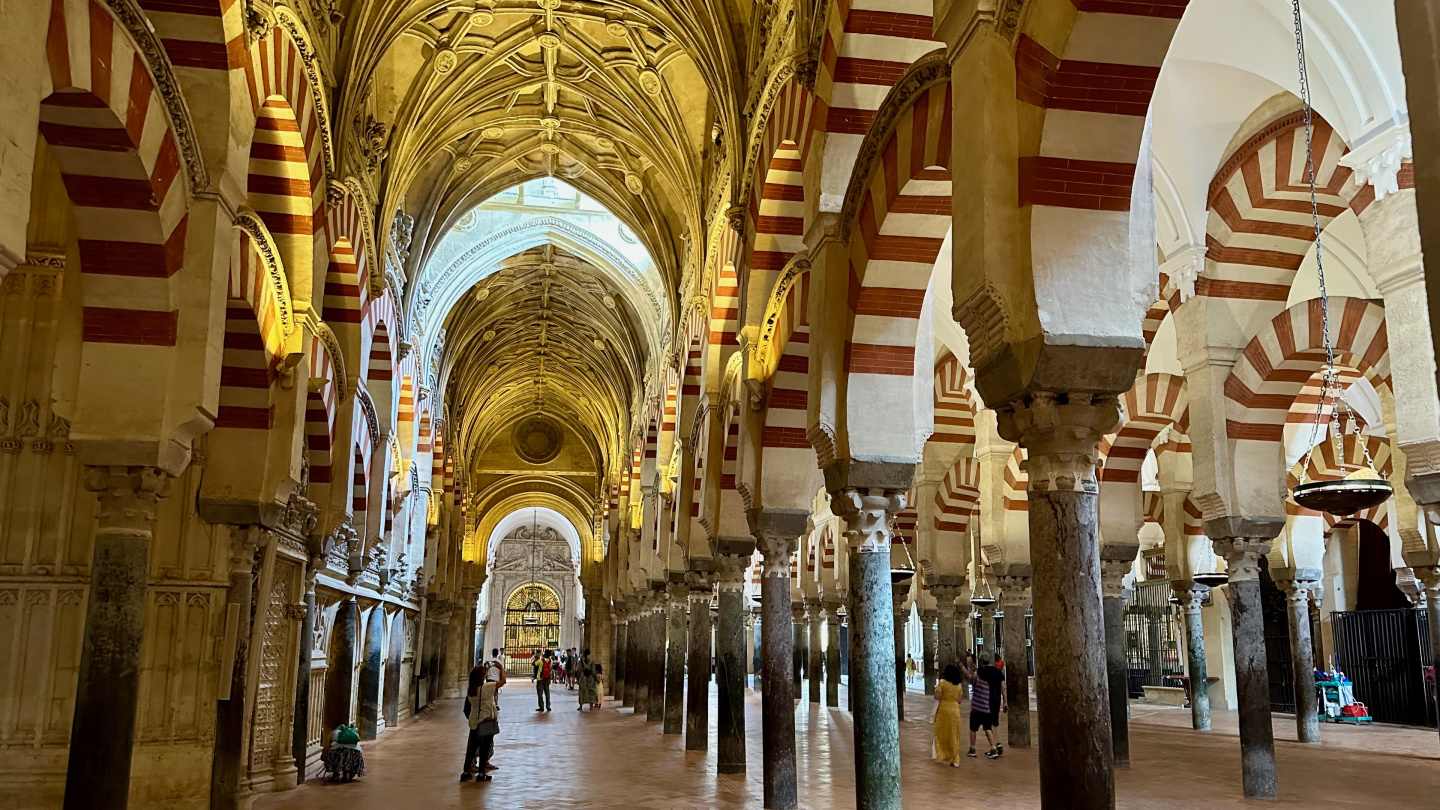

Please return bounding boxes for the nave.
[254,686,1435,810]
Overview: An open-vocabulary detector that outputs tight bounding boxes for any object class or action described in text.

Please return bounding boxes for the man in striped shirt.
[967,652,1007,759]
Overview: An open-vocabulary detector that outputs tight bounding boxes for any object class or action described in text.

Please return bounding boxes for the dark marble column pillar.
[65,467,173,810]
[824,602,842,707]
[626,597,644,709]
[920,609,938,696]
[891,581,911,721]
[955,599,971,660]
[997,574,1032,748]
[1212,530,1282,800]
[996,393,1120,810]
[685,576,713,750]
[807,599,824,704]
[1420,569,1440,752]
[792,603,806,690]
[834,489,905,810]
[358,606,385,739]
[1279,578,1321,744]
[292,565,319,783]
[977,604,997,659]
[615,607,630,703]
[648,590,667,723]
[324,598,359,732]
[715,552,751,774]
[932,584,960,677]
[1173,581,1212,731]
[1099,560,1131,769]
[665,582,688,734]
[757,531,799,809]
[210,527,263,810]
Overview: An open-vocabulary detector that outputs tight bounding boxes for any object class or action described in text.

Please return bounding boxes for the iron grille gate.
[1331,609,1436,727]
[1123,581,1184,697]
[987,611,1036,677]
[1259,563,1296,714]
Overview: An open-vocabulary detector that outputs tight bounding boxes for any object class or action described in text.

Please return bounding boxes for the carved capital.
[666,581,689,602]
[1099,559,1131,599]
[1212,537,1273,583]
[833,487,907,554]
[929,583,965,605]
[684,570,712,593]
[755,531,798,577]
[228,526,266,576]
[995,392,1120,493]
[715,553,750,592]
[1171,582,1209,612]
[285,602,309,621]
[1276,578,1321,605]
[996,575,1031,608]
[84,466,174,536]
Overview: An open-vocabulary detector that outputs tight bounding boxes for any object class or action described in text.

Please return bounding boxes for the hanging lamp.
[1286,0,1392,517]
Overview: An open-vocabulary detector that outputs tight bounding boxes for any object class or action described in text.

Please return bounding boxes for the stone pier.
[715,550,751,774]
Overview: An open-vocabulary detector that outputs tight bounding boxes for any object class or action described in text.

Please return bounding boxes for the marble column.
[64,467,173,810]
[1279,578,1321,744]
[997,574,1032,748]
[211,527,263,810]
[685,575,713,750]
[932,584,961,676]
[715,552,750,774]
[955,599,972,659]
[792,603,806,690]
[665,582,688,734]
[807,599,824,704]
[627,597,645,710]
[324,598,359,731]
[1420,568,1440,751]
[824,602,843,707]
[615,606,630,703]
[292,564,319,782]
[647,590,667,723]
[1173,581,1212,731]
[757,532,799,809]
[1212,530,1282,800]
[977,604,997,659]
[747,609,761,689]
[834,489,905,810]
[996,393,1119,810]
[892,581,911,721]
[1100,560,1131,769]
[920,609,938,696]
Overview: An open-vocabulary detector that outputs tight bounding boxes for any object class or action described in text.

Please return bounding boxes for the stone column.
[892,581,911,721]
[685,575,713,750]
[64,467,173,810]
[359,606,386,739]
[807,599,824,704]
[955,598,972,659]
[932,584,960,676]
[1099,560,1131,769]
[615,605,630,703]
[292,563,319,782]
[1212,529,1282,800]
[756,531,799,809]
[715,552,750,774]
[747,609,760,690]
[324,598,359,731]
[1173,581,1212,731]
[648,589,667,723]
[627,597,645,709]
[995,393,1121,810]
[920,609,938,696]
[976,603,997,658]
[210,527,263,810]
[823,602,843,707]
[833,489,906,810]
[665,581,688,734]
[1420,567,1440,751]
[997,574,1032,748]
[792,602,807,691]
[1278,577,1321,744]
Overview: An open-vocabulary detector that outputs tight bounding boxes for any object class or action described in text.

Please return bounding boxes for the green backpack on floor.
[336,724,360,745]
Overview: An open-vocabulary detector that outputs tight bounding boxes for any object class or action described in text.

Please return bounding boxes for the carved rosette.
[84,466,174,537]
[1212,537,1273,583]
[996,392,1121,494]
[833,487,907,555]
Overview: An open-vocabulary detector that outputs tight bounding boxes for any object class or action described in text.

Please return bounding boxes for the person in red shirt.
[536,650,554,712]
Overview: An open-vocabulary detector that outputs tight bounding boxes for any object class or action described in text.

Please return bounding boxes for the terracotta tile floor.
[255,681,1439,809]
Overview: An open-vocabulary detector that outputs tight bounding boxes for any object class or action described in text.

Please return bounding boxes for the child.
[325,722,365,782]
[591,663,604,709]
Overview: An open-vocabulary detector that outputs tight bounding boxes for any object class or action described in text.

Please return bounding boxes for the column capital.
[84,465,174,535]
[929,582,966,604]
[1099,559,1131,599]
[1275,578,1321,604]
[715,552,750,592]
[1415,565,1440,592]
[755,531,799,576]
[227,526,266,576]
[1212,537,1275,583]
[920,608,939,623]
[1170,580,1210,612]
[666,581,690,602]
[995,393,1121,493]
[833,487,907,554]
[685,570,713,592]
[996,575,1032,608]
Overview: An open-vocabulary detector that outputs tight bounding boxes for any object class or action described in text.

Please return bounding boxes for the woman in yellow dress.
[933,663,966,766]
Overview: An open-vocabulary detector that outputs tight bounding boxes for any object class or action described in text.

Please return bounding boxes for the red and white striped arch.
[214,231,289,431]
[1225,297,1389,445]
[678,303,707,434]
[936,456,980,536]
[305,329,340,491]
[1287,433,1393,535]
[1002,448,1028,515]
[323,186,372,368]
[929,353,977,447]
[758,270,820,510]
[245,23,326,211]
[843,82,951,462]
[139,0,244,72]
[43,0,191,349]
[1103,373,1189,486]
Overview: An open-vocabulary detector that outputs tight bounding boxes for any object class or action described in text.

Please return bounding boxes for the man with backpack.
[536,650,554,712]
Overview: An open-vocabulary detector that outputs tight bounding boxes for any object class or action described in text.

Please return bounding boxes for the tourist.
[462,662,502,782]
[323,721,364,783]
[933,664,965,767]
[531,650,541,682]
[492,647,504,672]
[536,650,554,712]
[568,648,580,690]
[966,652,1006,759]
[591,663,605,709]
[905,653,917,683]
[578,648,597,710]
